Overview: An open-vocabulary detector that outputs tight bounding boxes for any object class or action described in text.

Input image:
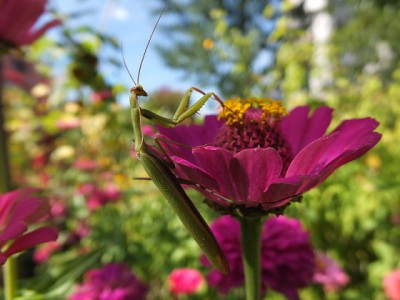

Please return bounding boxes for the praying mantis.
[126,5,230,274]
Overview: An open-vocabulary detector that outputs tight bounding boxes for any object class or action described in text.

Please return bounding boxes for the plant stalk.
[240,217,263,300]
[0,58,16,300]
[0,60,11,193]
[3,257,17,300]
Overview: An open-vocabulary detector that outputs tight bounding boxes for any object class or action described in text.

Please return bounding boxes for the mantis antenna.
[136,3,168,84]
[121,3,168,86]
[121,46,136,85]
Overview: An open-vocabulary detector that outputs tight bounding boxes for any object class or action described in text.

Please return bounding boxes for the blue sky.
[49,0,196,95]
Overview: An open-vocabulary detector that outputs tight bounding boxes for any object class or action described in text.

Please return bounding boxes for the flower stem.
[0,60,16,300]
[0,60,11,193]
[240,217,263,300]
[4,257,17,300]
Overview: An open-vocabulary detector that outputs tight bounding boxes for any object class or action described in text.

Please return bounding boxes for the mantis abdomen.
[138,151,230,274]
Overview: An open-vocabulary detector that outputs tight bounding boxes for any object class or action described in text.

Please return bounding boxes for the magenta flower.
[383,269,400,300]
[157,98,381,216]
[49,197,68,220]
[69,263,147,300]
[73,158,97,171]
[313,252,349,292]
[33,241,61,263]
[77,183,121,211]
[167,268,205,296]
[91,89,113,104]
[0,0,60,47]
[261,216,315,299]
[201,215,315,299]
[0,188,58,264]
[56,118,81,130]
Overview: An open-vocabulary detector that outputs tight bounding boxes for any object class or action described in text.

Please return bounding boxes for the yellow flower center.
[213,96,293,174]
[218,97,287,126]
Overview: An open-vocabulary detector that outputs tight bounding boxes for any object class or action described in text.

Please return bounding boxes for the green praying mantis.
[126,5,230,274]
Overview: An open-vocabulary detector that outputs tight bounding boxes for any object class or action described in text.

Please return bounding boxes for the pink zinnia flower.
[383,269,400,300]
[201,215,315,299]
[56,118,81,130]
[77,183,121,211]
[32,152,50,169]
[313,252,350,292]
[168,268,205,296]
[65,220,91,246]
[0,0,60,47]
[69,263,147,300]
[91,89,113,104]
[49,197,68,220]
[0,188,58,264]
[33,241,61,263]
[1,56,49,92]
[73,158,97,171]
[157,98,381,216]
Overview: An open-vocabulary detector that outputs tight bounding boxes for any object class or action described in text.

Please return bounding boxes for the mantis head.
[131,84,148,97]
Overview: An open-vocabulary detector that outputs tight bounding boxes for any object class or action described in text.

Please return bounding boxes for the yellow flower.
[365,153,381,171]
[202,38,214,50]
[218,97,287,126]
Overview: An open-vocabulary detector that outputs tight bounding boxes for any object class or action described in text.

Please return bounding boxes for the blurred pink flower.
[56,118,81,130]
[383,269,400,300]
[74,219,90,239]
[33,241,61,263]
[0,188,58,264]
[32,152,49,169]
[1,55,49,92]
[77,183,121,211]
[168,268,205,296]
[49,197,68,220]
[103,183,121,199]
[157,100,381,216]
[0,0,61,47]
[65,220,91,246]
[91,90,113,104]
[313,252,349,292]
[69,263,147,300]
[73,158,97,171]
[201,215,315,299]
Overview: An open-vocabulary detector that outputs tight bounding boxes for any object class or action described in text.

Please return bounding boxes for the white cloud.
[110,5,129,21]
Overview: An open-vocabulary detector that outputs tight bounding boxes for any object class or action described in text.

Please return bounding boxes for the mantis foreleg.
[141,87,224,128]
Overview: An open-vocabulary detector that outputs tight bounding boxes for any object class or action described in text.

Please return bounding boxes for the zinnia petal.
[287,118,381,192]
[0,0,60,47]
[23,19,61,45]
[262,176,304,210]
[168,156,220,191]
[193,146,240,200]
[231,148,282,203]
[158,115,223,146]
[278,106,333,156]
[286,133,340,177]
[4,227,58,258]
